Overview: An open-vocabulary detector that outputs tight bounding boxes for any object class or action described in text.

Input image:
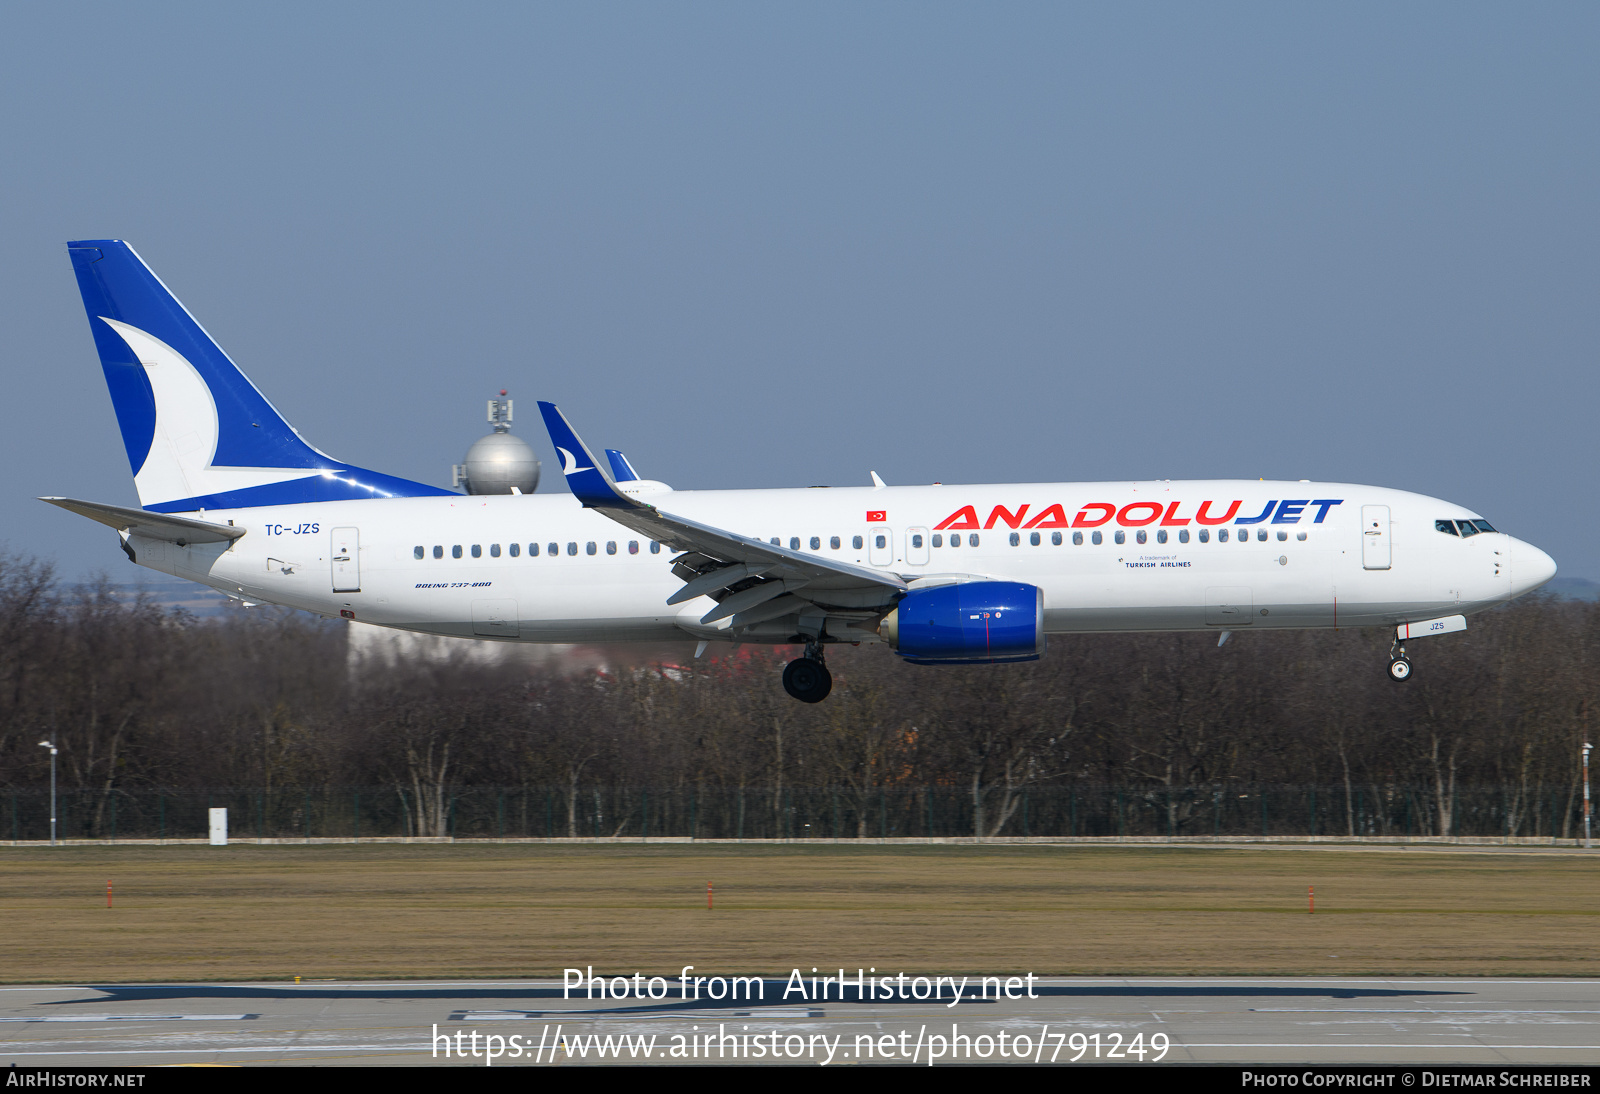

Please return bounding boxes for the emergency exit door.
[869,526,894,567]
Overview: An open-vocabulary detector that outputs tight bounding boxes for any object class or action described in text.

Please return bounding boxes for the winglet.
[536,402,633,509]
[605,449,641,483]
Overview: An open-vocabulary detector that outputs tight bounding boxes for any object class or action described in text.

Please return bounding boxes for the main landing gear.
[1388,640,1412,683]
[782,643,833,703]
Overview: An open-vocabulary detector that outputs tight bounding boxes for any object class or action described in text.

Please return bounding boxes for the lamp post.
[1583,742,1593,850]
[37,740,57,846]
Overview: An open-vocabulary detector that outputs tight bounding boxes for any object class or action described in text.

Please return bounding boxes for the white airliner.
[47,240,1557,702]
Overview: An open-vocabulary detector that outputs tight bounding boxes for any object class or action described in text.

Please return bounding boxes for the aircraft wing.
[40,496,246,545]
[537,403,906,630]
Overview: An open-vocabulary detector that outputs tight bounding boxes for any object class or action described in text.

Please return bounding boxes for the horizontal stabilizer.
[40,496,245,545]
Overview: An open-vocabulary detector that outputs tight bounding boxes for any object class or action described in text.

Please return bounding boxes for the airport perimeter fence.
[1,784,1590,843]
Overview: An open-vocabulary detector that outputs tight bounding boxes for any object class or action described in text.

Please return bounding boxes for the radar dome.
[452,392,540,495]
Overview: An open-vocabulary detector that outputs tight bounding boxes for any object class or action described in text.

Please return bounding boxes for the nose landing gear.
[782,642,833,703]
[1388,640,1412,683]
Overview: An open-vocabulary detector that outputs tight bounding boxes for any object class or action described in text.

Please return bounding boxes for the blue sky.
[3,3,1596,580]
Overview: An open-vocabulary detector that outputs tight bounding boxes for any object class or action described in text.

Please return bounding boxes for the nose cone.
[1512,540,1557,595]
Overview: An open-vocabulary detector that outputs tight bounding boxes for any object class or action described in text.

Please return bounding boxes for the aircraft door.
[331,527,361,592]
[869,525,894,567]
[906,527,930,566]
[1361,506,1391,570]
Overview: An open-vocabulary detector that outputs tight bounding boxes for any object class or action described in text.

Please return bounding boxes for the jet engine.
[878,581,1045,665]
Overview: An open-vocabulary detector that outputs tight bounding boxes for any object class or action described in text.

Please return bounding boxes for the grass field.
[2,843,1597,982]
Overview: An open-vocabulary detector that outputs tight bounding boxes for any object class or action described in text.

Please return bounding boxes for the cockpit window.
[1436,520,1459,536]
[1457,520,1480,538]
[1471,520,1496,534]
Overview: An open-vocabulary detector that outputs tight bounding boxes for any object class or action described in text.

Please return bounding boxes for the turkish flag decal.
[866,510,887,523]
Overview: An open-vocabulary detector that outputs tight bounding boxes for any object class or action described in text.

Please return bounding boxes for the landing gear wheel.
[1388,656,1413,682]
[782,658,833,703]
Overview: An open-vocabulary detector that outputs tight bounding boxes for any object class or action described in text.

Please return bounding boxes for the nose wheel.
[1388,640,1412,683]
[782,645,832,703]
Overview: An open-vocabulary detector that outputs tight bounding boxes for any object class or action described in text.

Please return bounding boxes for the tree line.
[0,550,1594,839]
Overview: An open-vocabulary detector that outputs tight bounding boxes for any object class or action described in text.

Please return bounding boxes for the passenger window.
[1276,530,1287,541]
[1091,531,1102,545]
[1296,531,1307,541]
[1114,530,1126,545]
[1198,529,1209,543]
[567,542,577,556]
[875,534,887,549]
[490,544,501,557]
[1067,532,1078,546]
[1218,529,1228,543]
[452,545,463,559]
[771,538,781,546]
[1030,531,1041,546]
[650,541,661,554]
[628,541,639,554]
[853,536,864,549]
[413,546,424,559]
[510,543,520,557]
[606,541,617,555]
[471,544,482,558]
[586,542,597,555]
[433,545,444,559]
[1155,529,1167,544]
[790,537,800,550]
[1436,520,1460,536]
[548,543,558,557]
[1178,529,1189,544]
[1256,529,1268,542]
[912,534,923,548]
[1136,530,1148,544]
[1009,532,1020,546]
[830,536,840,550]
[950,535,960,549]
[810,536,821,550]
[968,534,980,547]
[932,534,943,548]
[530,543,540,557]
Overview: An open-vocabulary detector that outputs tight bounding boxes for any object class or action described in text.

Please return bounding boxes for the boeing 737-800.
[47,240,1557,702]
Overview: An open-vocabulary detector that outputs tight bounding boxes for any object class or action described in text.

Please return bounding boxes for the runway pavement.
[4,977,1599,1066]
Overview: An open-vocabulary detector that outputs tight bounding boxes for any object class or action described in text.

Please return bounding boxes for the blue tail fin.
[605,449,641,482]
[67,240,453,512]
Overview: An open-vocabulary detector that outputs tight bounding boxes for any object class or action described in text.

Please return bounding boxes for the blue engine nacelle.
[878,581,1045,665]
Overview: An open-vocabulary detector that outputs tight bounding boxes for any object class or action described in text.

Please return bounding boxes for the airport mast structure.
[1584,741,1593,849]
[452,390,541,496]
[37,739,56,846]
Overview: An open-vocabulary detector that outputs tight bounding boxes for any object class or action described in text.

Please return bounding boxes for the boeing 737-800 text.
[47,240,1557,702]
